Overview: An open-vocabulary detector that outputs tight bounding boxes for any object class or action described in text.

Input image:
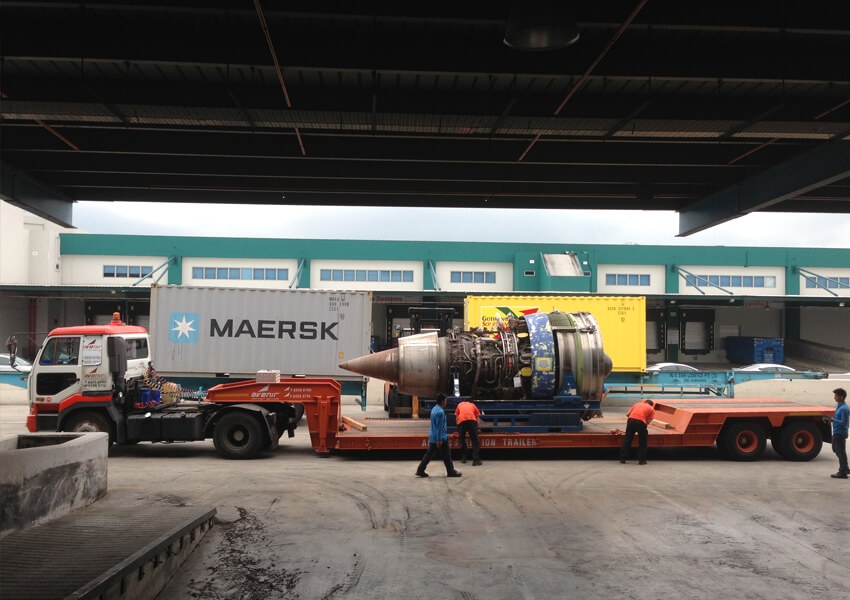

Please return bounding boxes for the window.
[485,272,496,283]
[368,270,378,282]
[617,274,627,285]
[344,270,355,281]
[192,267,203,279]
[639,275,650,286]
[731,276,741,286]
[265,268,276,280]
[380,271,390,282]
[720,275,730,286]
[356,270,367,281]
[253,268,265,280]
[230,268,241,279]
[320,269,331,281]
[628,274,639,285]
[391,271,402,282]
[743,276,753,287]
[451,272,462,283]
[104,264,153,279]
[754,276,764,287]
[403,271,414,282]
[218,268,229,279]
[39,336,80,366]
[126,338,149,359]
[277,269,288,281]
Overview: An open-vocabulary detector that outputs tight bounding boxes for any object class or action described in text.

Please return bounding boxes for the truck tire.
[719,421,766,461]
[63,411,114,444]
[775,421,822,461]
[213,412,265,459]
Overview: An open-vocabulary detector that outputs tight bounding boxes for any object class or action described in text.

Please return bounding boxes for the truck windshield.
[40,337,81,365]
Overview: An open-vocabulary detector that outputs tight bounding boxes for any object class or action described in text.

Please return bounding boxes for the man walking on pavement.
[455,399,483,466]
[416,393,462,478]
[619,399,655,465]
[829,387,849,479]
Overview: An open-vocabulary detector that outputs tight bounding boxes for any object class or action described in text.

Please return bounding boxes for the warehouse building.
[1,201,848,370]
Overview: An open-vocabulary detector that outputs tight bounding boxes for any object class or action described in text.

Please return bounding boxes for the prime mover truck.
[21,287,371,459]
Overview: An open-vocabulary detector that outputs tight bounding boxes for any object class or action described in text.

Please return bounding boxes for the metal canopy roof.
[1,1,849,235]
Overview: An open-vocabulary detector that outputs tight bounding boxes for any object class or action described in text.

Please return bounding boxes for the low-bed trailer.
[207,379,836,462]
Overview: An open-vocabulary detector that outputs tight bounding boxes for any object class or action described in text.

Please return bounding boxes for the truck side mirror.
[5,335,17,368]
[107,336,128,378]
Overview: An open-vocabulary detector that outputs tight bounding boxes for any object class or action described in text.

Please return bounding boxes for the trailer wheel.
[64,411,114,444]
[719,421,766,461]
[775,421,822,461]
[214,412,264,459]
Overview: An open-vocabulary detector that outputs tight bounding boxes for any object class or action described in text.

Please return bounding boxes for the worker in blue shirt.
[416,393,462,478]
[829,387,849,479]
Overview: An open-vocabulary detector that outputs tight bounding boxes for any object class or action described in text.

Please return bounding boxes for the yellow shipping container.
[464,295,646,372]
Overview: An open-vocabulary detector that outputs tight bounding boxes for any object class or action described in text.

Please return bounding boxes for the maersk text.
[210,319,338,340]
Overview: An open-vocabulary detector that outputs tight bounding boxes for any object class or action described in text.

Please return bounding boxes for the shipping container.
[725,337,785,364]
[464,295,646,372]
[149,285,371,380]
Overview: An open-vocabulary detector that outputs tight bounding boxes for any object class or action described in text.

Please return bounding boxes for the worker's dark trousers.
[619,418,649,463]
[417,442,455,475]
[458,421,480,462]
[833,434,848,474]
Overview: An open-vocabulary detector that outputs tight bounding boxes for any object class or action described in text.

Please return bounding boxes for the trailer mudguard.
[209,403,279,450]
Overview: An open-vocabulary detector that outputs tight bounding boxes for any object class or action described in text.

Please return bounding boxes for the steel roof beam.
[0,161,75,227]
[678,140,850,236]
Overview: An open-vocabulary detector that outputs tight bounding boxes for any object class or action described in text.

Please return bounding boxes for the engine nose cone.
[339,347,400,382]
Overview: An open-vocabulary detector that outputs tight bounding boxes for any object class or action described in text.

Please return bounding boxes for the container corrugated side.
[464,295,646,372]
[149,286,371,378]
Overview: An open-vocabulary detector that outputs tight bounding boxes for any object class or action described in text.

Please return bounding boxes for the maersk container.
[149,285,372,383]
[725,336,785,364]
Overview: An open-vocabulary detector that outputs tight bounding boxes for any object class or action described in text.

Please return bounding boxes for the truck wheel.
[776,421,822,461]
[64,411,114,444]
[719,421,766,461]
[213,412,264,459]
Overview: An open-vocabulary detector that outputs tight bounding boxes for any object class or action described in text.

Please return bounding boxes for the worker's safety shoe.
[472,460,482,466]
[415,471,429,478]
[831,472,848,479]
[447,471,462,477]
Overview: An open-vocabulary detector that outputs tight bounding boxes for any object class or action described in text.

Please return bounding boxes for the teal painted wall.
[58,234,850,295]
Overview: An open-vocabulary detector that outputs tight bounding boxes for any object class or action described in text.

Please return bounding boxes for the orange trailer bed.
[205,379,835,461]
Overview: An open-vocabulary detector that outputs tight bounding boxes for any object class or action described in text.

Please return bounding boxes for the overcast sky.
[71,201,850,248]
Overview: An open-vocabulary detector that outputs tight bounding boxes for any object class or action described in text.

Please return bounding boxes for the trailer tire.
[775,421,822,461]
[213,412,265,459]
[64,411,114,444]
[719,421,766,461]
[387,387,400,419]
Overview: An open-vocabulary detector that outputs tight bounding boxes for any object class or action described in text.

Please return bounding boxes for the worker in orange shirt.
[455,399,483,466]
[618,399,655,465]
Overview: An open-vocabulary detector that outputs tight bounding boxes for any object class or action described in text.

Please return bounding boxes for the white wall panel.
[435,261,512,293]
[677,265,785,296]
[183,257,299,289]
[311,259,423,291]
[597,264,666,294]
[61,255,168,286]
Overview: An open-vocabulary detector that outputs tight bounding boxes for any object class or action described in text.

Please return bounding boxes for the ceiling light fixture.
[503,2,579,51]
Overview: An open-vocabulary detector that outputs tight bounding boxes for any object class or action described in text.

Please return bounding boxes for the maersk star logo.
[169,312,199,343]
